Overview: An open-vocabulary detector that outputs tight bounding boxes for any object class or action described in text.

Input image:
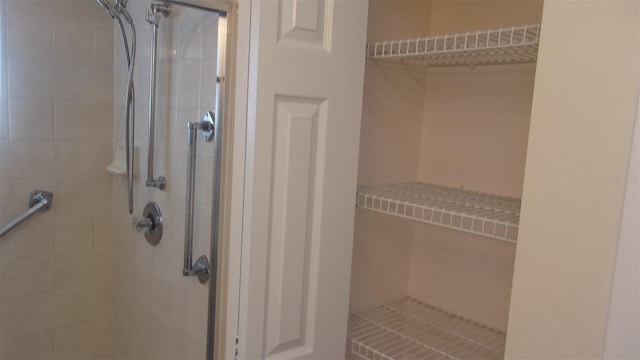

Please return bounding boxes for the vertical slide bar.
[145,3,170,189]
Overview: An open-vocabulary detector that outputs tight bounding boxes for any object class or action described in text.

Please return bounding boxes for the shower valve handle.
[133,216,154,232]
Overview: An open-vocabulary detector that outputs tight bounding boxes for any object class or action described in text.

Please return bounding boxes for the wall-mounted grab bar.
[0,190,53,238]
[145,3,170,189]
[183,111,215,283]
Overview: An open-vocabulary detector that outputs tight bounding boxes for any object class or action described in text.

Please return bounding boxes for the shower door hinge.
[235,337,239,360]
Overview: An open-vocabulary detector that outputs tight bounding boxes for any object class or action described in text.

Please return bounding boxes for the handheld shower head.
[95,0,116,17]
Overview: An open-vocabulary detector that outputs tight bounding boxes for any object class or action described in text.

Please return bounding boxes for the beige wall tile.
[95,65,114,103]
[54,22,95,66]
[0,143,7,181]
[96,28,114,66]
[186,294,208,344]
[0,104,8,140]
[54,215,94,253]
[2,329,54,359]
[150,316,172,359]
[169,328,205,360]
[6,1,53,63]
[1,1,116,359]
[151,235,180,282]
[150,274,171,321]
[9,99,54,140]
[94,248,115,285]
[55,142,95,179]
[8,141,55,180]
[177,62,202,108]
[94,214,113,249]
[12,293,56,335]
[94,176,113,213]
[55,180,95,216]
[133,265,153,305]
[7,59,54,100]
[201,16,219,60]
[93,317,114,359]
[54,250,95,290]
[199,60,218,110]
[54,102,95,141]
[52,0,96,29]
[55,287,95,325]
[54,65,96,102]
[54,320,94,359]
[169,284,190,336]
[94,104,113,142]
[193,204,211,256]
[95,282,115,320]
[8,256,55,298]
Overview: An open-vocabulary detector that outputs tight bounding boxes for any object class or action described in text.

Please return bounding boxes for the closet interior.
[347,1,543,359]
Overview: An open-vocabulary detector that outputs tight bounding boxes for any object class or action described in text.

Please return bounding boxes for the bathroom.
[0,0,639,359]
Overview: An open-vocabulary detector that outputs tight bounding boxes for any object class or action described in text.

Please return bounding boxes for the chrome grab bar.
[145,3,170,189]
[0,190,54,238]
[183,111,215,283]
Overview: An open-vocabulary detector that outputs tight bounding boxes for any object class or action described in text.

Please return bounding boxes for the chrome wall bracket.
[0,190,53,238]
[184,255,210,283]
[133,201,164,246]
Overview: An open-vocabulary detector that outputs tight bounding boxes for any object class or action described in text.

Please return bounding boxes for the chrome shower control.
[133,202,163,246]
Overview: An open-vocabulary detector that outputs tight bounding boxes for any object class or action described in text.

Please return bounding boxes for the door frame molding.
[221,0,251,358]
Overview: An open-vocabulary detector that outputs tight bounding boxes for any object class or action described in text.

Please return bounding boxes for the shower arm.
[145,3,171,189]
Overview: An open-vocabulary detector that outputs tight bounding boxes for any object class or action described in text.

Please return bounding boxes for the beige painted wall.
[0,0,115,358]
[506,1,640,357]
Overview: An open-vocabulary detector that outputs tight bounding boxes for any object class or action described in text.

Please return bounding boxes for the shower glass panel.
[0,0,224,358]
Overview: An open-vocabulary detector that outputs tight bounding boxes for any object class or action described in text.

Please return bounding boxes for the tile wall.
[0,0,115,358]
[0,0,220,357]
[111,1,219,358]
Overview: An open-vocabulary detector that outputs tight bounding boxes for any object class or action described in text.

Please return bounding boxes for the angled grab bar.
[145,3,170,189]
[0,190,53,238]
[183,112,215,283]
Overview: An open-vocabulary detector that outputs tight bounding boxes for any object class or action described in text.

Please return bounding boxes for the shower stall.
[0,0,231,358]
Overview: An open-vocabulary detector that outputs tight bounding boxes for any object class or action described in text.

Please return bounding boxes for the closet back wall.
[410,0,543,331]
[0,0,115,358]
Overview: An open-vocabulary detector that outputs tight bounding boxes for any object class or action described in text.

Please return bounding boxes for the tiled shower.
[0,0,221,358]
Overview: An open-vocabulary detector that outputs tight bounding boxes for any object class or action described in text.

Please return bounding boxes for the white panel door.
[237,0,368,358]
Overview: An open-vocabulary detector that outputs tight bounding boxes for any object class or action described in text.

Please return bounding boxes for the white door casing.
[237,0,368,358]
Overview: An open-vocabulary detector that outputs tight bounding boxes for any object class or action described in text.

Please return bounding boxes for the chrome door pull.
[183,111,215,283]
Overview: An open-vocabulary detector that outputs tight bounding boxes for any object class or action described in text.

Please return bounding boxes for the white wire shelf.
[356,183,520,243]
[348,298,506,360]
[366,24,540,67]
